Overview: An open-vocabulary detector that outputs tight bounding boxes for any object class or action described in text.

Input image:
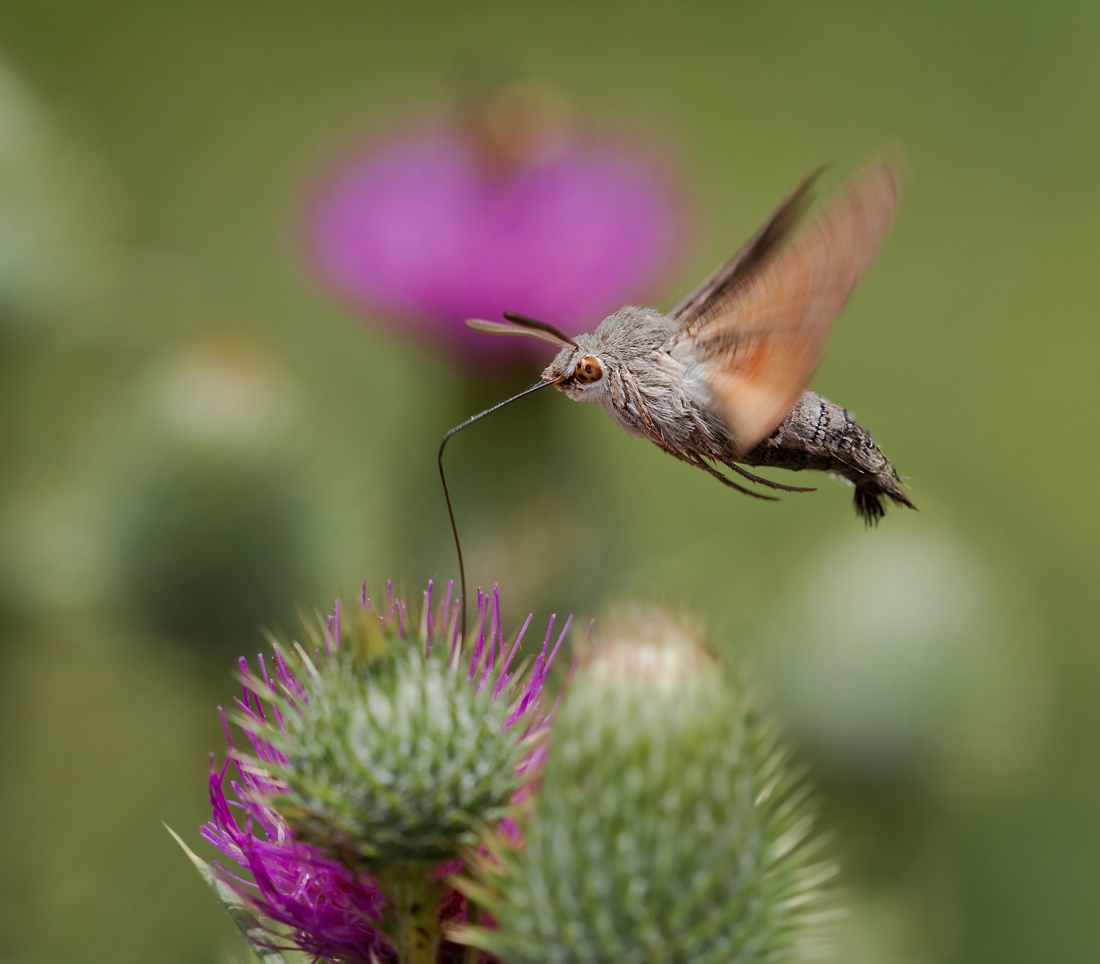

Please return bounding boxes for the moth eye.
[574,355,603,384]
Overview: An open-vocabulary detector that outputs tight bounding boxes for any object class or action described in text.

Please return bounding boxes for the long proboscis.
[438,379,558,639]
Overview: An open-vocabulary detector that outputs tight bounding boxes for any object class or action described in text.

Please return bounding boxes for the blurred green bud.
[759,529,1047,795]
[458,610,832,964]
[119,443,311,646]
[0,59,116,337]
[113,340,314,650]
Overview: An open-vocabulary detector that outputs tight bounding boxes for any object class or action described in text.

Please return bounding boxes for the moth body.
[543,307,911,522]
[740,391,913,523]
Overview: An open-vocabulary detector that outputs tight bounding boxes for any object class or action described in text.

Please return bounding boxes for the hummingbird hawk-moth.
[440,157,914,630]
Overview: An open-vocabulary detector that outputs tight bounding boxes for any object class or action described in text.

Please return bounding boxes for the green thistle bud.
[231,584,561,964]
[265,634,524,869]
[458,610,833,964]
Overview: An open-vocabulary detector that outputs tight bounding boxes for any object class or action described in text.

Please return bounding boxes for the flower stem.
[375,866,443,964]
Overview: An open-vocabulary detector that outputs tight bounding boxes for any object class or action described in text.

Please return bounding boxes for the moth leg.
[680,402,810,493]
[617,369,777,502]
[720,459,817,493]
[656,434,774,501]
[693,455,779,501]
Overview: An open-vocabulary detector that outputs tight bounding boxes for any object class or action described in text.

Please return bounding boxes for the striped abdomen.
[738,391,915,523]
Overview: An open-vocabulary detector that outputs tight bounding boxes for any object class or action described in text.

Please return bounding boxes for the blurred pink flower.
[304,122,682,359]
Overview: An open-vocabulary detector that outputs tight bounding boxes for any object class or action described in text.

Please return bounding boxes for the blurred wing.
[669,167,823,324]
[681,160,900,453]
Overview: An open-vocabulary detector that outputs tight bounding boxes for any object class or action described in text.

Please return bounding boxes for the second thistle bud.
[459,610,832,963]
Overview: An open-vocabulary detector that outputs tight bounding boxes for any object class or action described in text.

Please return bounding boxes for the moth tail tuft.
[853,487,886,525]
[853,473,916,526]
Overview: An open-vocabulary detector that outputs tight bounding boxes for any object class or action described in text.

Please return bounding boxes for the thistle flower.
[303,84,682,360]
[456,610,834,964]
[192,581,568,964]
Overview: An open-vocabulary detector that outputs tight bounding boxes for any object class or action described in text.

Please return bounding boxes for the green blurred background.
[0,2,1097,962]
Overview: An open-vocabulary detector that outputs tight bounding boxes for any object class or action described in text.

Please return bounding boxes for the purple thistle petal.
[272,647,304,702]
[449,599,462,659]
[470,589,488,679]
[537,613,555,668]
[494,613,534,700]
[424,579,434,649]
[203,757,391,964]
[505,615,555,729]
[486,585,502,677]
[450,600,461,652]
[544,614,572,682]
[258,654,273,694]
[217,710,233,752]
[256,656,289,735]
[238,657,252,704]
[441,580,453,641]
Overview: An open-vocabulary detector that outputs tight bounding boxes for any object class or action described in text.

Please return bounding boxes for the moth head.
[465,312,607,397]
[538,335,610,400]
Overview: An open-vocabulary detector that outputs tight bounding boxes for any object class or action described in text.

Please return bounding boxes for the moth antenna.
[438,379,559,639]
[501,312,579,348]
[465,312,579,349]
